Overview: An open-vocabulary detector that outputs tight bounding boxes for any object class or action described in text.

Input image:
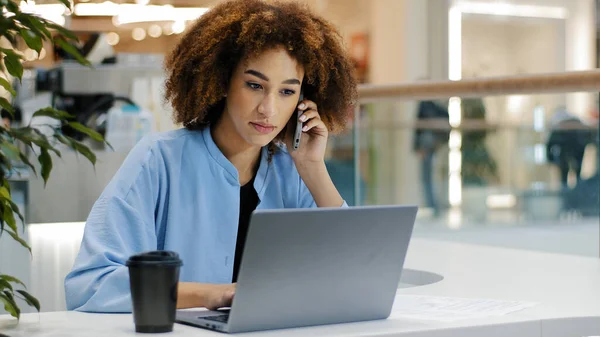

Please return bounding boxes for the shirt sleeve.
[64,137,161,313]
[297,176,349,208]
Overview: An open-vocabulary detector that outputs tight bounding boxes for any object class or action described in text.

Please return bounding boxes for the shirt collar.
[201,126,270,194]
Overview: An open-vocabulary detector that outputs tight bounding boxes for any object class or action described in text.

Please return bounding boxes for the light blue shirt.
[64,127,345,312]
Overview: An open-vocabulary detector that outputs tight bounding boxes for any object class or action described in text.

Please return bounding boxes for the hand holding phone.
[292,91,304,151]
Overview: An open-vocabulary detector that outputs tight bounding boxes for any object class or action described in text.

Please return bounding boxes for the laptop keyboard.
[201,314,230,323]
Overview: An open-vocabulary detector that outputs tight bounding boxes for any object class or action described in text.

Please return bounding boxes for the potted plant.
[0,0,104,319]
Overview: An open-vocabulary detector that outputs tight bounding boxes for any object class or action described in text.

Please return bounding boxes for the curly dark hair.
[164,0,358,138]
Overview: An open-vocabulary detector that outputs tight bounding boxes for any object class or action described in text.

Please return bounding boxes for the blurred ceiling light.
[172,20,185,34]
[534,144,546,164]
[447,207,462,229]
[115,7,208,25]
[486,194,517,209]
[106,32,120,45]
[455,1,567,19]
[507,95,527,115]
[24,48,37,62]
[39,48,46,60]
[162,23,174,35]
[74,1,121,16]
[448,97,461,127]
[148,24,162,38]
[135,0,150,5]
[19,1,67,25]
[448,130,462,149]
[533,105,545,132]
[73,2,208,24]
[132,27,146,41]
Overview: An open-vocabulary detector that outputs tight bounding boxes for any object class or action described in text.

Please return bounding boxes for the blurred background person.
[546,107,592,190]
[413,99,449,217]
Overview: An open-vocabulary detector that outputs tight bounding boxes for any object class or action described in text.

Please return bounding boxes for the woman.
[64,0,357,313]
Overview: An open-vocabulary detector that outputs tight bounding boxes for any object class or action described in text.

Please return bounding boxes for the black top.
[232,178,259,282]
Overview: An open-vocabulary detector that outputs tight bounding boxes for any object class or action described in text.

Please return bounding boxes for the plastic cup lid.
[126,250,183,267]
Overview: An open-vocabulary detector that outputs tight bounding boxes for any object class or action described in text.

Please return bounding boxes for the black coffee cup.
[126,250,183,333]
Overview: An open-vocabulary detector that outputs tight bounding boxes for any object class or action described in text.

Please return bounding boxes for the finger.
[302,118,325,132]
[298,100,317,112]
[298,108,320,122]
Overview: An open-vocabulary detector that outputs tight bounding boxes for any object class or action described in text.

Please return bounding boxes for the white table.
[2,238,599,337]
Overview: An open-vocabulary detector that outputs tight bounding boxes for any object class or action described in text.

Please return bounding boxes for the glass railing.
[326,70,600,257]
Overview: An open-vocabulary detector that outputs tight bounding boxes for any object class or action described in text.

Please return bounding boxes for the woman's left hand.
[286,99,328,165]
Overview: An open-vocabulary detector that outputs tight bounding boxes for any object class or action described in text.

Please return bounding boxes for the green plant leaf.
[0,279,13,292]
[5,228,31,252]
[55,134,73,147]
[0,186,10,200]
[46,22,78,41]
[0,290,20,319]
[19,28,43,53]
[1,32,18,47]
[3,0,19,13]
[32,107,74,120]
[0,142,20,161]
[0,77,16,96]
[19,151,37,176]
[0,185,5,234]
[0,275,26,289]
[33,128,61,157]
[10,127,61,157]
[73,141,96,165]
[8,199,24,225]
[0,194,24,227]
[67,122,104,142]
[0,152,13,172]
[18,14,53,40]
[9,127,41,147]
[3,53,23,80]
[55,38,90,67]
[16,290,40,312]
[38,148,52,186]
[0,47,19,58]
[0,97,14,115]
[2,202,17,233]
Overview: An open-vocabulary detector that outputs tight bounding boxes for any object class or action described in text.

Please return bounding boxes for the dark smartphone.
[292,90,304,151]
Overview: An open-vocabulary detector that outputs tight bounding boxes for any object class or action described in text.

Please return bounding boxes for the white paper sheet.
[391,294,537,322]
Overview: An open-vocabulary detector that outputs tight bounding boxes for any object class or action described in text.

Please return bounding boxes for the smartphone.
[292,90,304,151]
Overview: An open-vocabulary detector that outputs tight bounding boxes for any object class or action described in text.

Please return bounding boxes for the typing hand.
[204,283,236,311]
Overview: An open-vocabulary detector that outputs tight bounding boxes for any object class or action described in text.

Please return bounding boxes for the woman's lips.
[250,122,276,134]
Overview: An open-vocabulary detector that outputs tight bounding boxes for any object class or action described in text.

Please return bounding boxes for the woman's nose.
[258,93,277,117]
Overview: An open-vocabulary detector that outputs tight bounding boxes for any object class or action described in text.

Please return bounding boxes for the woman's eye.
[281,89,296,96]
[246,82,262,90]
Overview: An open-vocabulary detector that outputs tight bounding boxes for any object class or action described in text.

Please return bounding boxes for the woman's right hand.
[202,283,236,310]
[177,282,236,310]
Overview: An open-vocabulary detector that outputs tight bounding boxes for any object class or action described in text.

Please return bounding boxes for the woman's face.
[222,46,305,147]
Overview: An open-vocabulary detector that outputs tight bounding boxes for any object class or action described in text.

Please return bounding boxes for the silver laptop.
[175,205,417,333]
